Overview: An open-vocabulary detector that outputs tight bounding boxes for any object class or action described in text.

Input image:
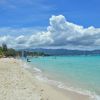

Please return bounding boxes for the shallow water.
[23,56,100,100]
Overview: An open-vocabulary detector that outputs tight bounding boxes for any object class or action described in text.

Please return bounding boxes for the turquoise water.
[25,56,100,99]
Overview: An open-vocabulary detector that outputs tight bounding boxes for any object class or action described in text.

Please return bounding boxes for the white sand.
[0,58,69,100]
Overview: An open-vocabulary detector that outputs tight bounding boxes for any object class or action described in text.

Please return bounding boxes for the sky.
[0,0,100,50]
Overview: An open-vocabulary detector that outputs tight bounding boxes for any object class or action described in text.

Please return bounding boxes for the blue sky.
[0,0,100,28]
[0,0,100,50]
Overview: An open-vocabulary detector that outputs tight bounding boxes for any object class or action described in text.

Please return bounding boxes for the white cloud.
[0,15,100,50]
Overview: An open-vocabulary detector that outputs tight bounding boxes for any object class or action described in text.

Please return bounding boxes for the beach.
[0,58,70,100]
[0,58,97,100]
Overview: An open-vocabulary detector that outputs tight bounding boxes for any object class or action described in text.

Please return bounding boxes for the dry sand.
[0,58,69,100]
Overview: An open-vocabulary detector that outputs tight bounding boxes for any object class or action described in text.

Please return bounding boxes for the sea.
[22,55,100,100]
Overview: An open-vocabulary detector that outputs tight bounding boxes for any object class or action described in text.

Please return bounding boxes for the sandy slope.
[0,58,69,100]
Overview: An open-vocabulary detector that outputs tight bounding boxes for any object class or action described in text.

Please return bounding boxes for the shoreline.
[25,61,95,100]
[0,58,96,100]
[0,58,69,100]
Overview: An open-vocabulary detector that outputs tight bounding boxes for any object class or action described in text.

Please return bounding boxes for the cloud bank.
[0,15,100,50]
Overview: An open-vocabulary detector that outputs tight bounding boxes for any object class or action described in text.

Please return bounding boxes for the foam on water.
[21,58,100,100]
[33,67,42,72]
[33,67,100,100]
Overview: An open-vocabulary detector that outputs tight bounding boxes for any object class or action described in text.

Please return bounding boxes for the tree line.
[0,44,18,58]
[0,44,49,58]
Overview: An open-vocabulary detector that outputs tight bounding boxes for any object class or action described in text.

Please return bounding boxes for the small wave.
[33,67,42,72]
[35,74,100,100]
[93,95,100,100]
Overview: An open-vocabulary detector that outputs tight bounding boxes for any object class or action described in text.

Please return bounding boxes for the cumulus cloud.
[0,15,100,50]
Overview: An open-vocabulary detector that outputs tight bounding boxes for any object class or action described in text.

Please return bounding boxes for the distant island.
[20,48,100,56]
[1,44,100,58]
